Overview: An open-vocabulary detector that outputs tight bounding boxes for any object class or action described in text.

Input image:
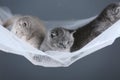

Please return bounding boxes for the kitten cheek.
[51,43,56,47]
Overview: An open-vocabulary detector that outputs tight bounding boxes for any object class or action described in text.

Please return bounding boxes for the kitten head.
[11,16,33,37]
[48,27,75,51]
[100,2,120,22]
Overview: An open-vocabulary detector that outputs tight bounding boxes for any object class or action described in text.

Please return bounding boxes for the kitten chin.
[70,2,120,52]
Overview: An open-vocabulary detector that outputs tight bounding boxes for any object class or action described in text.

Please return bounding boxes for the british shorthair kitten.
[40,27,75,52]
[71,2,120,52]
[3,15,46,49]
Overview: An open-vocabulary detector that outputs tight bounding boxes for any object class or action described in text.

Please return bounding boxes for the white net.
[0,7,120,67]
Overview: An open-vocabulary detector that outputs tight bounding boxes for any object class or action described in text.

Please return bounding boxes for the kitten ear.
[69,30,76,34]
[51,31,57,38]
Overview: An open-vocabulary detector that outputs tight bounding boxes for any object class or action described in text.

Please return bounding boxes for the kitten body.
[40,27,75,52]
[3,15,46,49]
[71,2,120,52]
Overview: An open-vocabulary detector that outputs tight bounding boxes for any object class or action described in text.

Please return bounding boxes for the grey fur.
[4,15,46,49]
[71,2,120,52]
[40,27,75,52]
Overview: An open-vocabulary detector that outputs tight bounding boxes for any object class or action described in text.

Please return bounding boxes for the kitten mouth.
[58,45,66,49]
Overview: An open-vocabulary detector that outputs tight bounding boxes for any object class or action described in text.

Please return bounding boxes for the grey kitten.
[3,15,46,49]
[71,2,120,52]
[40,27,75,52]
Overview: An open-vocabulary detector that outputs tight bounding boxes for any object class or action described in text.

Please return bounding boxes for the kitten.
[40,27,75,52]
[71,2,120,52]
[3,15,46,49]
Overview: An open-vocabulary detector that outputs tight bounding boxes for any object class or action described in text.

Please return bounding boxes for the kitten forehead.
[51,27,64,33]
[18,16,31,22]
[49,27,74,42]
[51,27,75,34]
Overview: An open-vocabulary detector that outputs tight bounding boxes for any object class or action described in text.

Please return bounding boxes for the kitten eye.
[19,21,27,27]
[23,22,27,27]
[51,32,56,38]
[59,43,63,46]
[67,41,70,44]
[21,21,28,27]
[51,31,58,38]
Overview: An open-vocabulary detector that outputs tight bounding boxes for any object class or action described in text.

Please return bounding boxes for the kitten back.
[71,2,120,52]
[2,15,22,29]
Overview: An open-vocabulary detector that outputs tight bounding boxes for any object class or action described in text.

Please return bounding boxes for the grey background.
[0,0,120,80]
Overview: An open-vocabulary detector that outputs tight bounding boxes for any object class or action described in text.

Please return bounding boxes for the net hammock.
[0,7,120,67]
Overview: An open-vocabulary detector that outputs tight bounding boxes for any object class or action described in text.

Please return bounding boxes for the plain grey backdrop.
[0,0,120,80]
